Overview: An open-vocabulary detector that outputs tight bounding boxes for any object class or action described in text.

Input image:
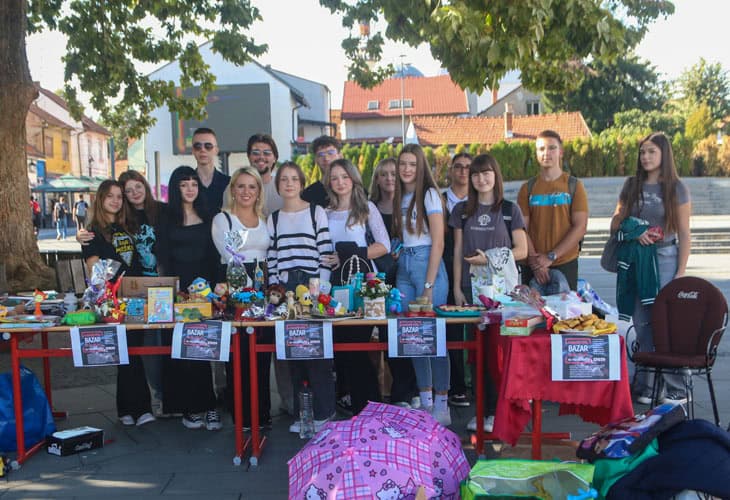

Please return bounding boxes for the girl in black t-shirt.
[81,180,154,427]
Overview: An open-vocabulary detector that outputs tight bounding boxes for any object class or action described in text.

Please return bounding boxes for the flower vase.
[363,296,386,319]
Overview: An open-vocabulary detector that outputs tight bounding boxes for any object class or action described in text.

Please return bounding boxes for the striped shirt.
[267,204,333,285]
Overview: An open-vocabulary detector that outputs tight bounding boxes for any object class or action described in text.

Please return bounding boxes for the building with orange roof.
[408,107,591,147]
[341,74,477,142]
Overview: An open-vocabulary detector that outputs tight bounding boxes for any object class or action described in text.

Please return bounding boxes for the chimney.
[491,87,499,105]
[504,103,514,139]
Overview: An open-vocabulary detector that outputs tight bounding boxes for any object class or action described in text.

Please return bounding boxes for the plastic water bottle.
[299,381,315,439]
[63,291,78,313]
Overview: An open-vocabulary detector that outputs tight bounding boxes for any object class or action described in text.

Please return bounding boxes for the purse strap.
[339,254,372,284]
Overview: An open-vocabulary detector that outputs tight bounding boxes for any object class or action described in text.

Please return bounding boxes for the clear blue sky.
[25,0,726,112]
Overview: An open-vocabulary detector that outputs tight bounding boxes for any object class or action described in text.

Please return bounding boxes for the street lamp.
[400,55,406,144]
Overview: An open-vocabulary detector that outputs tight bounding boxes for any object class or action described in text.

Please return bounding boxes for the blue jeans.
[396,245,450,393]
[55,217,67,238]
[632,244,685,396]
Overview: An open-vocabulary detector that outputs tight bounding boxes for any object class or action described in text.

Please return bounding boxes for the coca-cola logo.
[677,290,699,299]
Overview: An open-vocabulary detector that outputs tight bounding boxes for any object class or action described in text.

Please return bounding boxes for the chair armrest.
[705,324,726,366]
[625,324,640,362]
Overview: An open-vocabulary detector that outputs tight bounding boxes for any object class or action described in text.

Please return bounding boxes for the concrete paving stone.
[165,471,287,497]
[0,472,172,498]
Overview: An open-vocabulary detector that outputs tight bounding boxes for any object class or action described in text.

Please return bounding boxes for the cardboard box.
[47,426,104,456]
[504,314,544,328]
[174,301,212,322]
[121,276,179,298]
[544,293,592,320]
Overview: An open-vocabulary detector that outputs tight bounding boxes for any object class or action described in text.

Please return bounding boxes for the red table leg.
[474,326,485,456]
[231,328,246,465]
[10,334,26,463]
[248,326,265,467]
[532,400,542,460]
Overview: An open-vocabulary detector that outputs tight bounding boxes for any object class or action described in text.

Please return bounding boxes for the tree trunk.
[0,0,55,291]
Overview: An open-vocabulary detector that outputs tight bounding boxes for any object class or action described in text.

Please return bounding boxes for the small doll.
[188,277,219,301]
[285,290,297,319]
[265,284,286,317]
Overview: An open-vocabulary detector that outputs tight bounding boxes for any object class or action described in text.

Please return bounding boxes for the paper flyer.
[275,320,333,360]
[171,320,232,361]
[551,333,620,381]
[387,317,446,358]
[70,325,128,367]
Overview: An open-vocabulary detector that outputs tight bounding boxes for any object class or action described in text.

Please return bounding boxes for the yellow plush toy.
[295,284,312,306]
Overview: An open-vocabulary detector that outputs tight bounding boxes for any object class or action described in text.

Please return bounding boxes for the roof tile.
[342,74,468,119]
[412,112,591,147]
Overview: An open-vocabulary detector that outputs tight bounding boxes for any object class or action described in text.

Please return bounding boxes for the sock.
[420,391,433,409]
[434,394,448,412]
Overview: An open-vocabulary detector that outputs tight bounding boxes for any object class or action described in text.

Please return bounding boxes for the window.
[44,136,54,156]
[526,100,540,115]
[367,100,379,110]
[61,140,69,161]
[388,99,401,109]
[402,98,413,108]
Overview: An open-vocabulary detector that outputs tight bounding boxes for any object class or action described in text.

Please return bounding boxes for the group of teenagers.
[76,125,691,434]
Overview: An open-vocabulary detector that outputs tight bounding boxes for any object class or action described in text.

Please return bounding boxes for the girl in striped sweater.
[266,161,336,432]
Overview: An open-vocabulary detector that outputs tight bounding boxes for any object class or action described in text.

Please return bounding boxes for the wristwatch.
[547,251,557,262]
[424,281,433,289]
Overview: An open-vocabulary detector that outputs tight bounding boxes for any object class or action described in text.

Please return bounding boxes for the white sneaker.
[636,395,653,405]
[119,415,135,426]
[205,410,222,431]
[314,414,334,432]
[432,407,451,427]
[136,412,156,426]
[289,420,301,434]
[410,396,421,409]
[466,415,495,432]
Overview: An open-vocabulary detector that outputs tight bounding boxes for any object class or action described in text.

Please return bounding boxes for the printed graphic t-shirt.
[82,224,141,279]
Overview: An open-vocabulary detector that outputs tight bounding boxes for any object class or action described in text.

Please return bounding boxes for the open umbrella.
[288,402,469,499]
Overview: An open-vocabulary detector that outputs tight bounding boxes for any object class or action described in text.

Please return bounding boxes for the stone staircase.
[503,176,730,255]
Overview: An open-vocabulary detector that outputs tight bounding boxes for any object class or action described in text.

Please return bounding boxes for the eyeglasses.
[452,163,470,171]
[192,142,215,151]
[316,149,339,158]
[250,149,274,157]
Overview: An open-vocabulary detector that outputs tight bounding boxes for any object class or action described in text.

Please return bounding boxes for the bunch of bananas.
[553,313,616,334]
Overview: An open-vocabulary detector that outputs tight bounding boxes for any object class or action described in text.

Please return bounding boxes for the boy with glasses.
[247,133,283,216]
[192,127,229,213]
[302,136,342,208]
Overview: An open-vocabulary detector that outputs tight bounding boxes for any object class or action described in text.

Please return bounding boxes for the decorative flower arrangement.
[357,273,391,299]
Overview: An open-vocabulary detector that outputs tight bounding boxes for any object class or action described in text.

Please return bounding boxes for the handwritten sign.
[70,325,128,367]
[387,317,446,358]
[275,320,333,360]
[172,320,232,361]
[551,334,620,381]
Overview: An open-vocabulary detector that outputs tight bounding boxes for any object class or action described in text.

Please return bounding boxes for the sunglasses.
[192,142,215,151]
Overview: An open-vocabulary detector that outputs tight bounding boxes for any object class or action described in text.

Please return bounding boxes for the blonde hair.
[369,157,397,204]
[224,166,265,220]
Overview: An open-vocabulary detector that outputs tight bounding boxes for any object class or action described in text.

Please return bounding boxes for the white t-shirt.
[211,211,269,265]
[401,188,443,247]
[263,170,284,217]
[326,201,391,249]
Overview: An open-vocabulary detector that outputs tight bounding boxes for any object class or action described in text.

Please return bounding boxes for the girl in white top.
[210,166,273,430]
[392,144,451,426]
[324,158,389,414]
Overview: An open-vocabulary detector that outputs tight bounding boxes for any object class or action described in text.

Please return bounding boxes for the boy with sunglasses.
[192,127,230,213]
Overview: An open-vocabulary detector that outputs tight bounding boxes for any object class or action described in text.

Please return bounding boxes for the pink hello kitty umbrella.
[288,402,469,499]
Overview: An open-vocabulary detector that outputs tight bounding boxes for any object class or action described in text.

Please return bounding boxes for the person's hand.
[464,249,488,266]
[533,266,550,285]
[322,253,340,270]
[76,228,94,246]
[637,230,654,246]
[674,270,685,279]
[533,253,552,270]
[421,286,434,303]
[453,288,467,306]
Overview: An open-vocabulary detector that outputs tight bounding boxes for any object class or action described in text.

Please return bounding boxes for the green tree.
[611,108,685,139]
[2,0,266,289]
[321,0,673,91]
[676,58,730,122]
[544,55,667,132]
[685,103,714,145]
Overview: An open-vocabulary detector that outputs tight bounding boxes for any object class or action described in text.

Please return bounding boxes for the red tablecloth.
[491,330,634,446]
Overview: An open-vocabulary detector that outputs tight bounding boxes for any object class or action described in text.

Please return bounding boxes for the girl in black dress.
[156,166,221,431]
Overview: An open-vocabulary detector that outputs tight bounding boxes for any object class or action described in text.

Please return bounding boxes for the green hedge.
[293,133,719,186]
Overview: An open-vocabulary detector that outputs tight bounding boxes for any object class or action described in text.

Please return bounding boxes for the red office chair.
[627,276,727,426]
